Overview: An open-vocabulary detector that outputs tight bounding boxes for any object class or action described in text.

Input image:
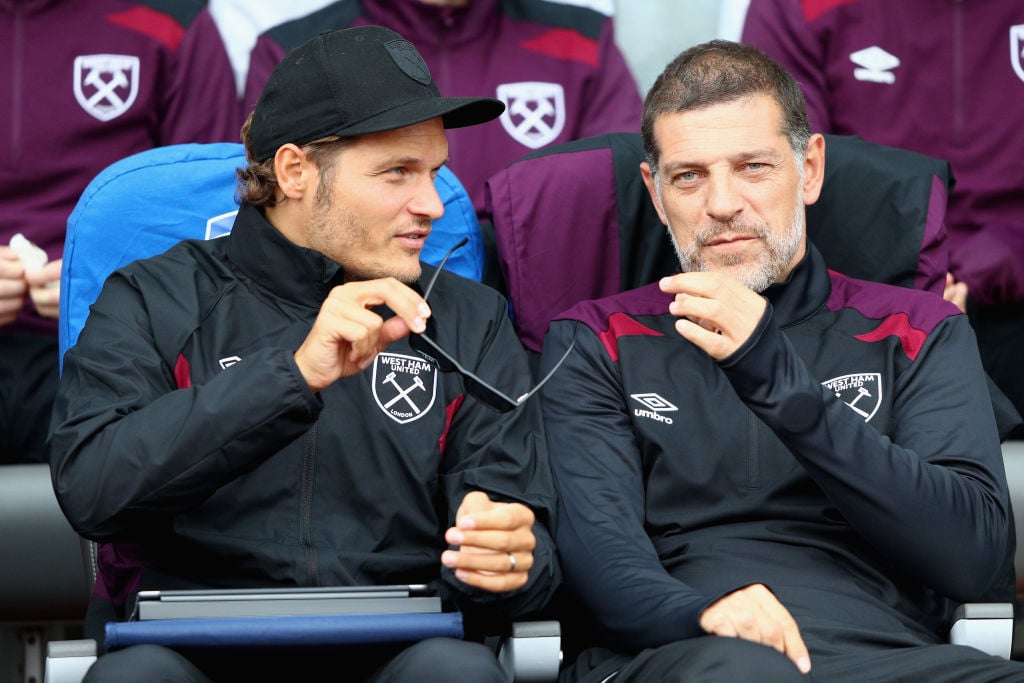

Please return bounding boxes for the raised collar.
[761,242,831,328]
[226,203,343,308]
[363,0,500,47]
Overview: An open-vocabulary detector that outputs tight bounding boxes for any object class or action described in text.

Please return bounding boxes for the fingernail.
[797,657,811,674]
[418,303,431,318]
[447,529,463,544]
[457,516,476,529]
[441,551,457,567]
[412,317,426,333]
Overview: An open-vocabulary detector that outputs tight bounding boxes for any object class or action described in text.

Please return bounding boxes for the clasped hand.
[0,247,61,325]
[441,491,536,593]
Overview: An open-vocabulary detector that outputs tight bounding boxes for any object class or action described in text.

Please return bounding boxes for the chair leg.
[19,626,45,683]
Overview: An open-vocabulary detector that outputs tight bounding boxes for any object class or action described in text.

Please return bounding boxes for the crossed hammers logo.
[372,353,438,424]
[73,54,140,122]
[382,371,426,412]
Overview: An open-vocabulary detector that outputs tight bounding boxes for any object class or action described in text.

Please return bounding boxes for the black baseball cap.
[249,25,505,162]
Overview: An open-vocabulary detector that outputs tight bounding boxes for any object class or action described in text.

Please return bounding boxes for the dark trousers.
[82,638,507,683]
[0,333,59,463]
[562,637,1024,683]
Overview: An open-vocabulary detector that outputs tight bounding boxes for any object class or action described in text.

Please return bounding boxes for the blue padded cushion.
[104,611,464,651]
[60,143,483,366]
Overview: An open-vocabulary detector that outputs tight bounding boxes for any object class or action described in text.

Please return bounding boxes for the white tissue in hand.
[9,233,48,271]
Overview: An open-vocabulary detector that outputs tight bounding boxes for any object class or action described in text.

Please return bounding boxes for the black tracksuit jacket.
[541,244,1011,655]
[50,203,560,633]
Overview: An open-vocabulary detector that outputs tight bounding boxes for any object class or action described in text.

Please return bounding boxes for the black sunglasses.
[409,238,575,413]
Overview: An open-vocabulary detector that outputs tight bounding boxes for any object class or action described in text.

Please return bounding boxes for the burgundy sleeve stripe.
[106,7,187,52]
[520,28,599,67]
[174,353,191,389]
[854,312,928,362]
[801,0,861,23]
[598,311,663,362]
[438,394,465,455]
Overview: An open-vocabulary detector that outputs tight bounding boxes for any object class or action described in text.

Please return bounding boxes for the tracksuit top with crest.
[0,0,240,337]
[739,0,1024,307]
[541,244,1011,654]
[241,0,643,217]
[49,203,559,635]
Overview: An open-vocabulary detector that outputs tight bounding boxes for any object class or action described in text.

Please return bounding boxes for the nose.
[704,172,743,223]
[410,174,445,221]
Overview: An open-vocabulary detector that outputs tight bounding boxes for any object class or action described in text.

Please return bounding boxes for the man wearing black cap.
[49,25,559,682]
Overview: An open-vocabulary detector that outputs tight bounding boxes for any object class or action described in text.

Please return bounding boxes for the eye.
[669,169,702,189]
[741,161,772,175]
[387,166,409,177]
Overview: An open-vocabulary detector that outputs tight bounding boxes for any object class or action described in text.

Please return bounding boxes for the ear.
[273,144,312,201]
[640,161,668,225]
[801,133,826,206]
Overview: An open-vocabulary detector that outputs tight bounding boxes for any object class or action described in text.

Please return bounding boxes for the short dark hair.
[236,110,353,208]
[641,40,811,174]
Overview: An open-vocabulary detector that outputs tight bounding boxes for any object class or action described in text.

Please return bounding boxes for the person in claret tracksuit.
[0,0,240,464]
[240,0,643,220]
[737,0,1024,439]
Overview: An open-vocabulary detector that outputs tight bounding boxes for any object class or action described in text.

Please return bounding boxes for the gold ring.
[507,553,517,572]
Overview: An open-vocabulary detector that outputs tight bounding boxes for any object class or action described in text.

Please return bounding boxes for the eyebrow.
[660,148,780,175]
[379,155,450,168]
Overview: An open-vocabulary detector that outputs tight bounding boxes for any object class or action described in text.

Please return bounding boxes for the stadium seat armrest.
[44,638,97,683]
[949,602,1014,660]
[497,620,562,682]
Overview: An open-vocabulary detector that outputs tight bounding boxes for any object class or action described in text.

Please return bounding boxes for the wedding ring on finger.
[507,552,517,572]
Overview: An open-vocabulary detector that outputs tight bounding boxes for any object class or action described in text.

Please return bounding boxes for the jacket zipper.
[952,0,964,139]
[300,422,319,585]
[745,412,759,489]
[9,5,24,167]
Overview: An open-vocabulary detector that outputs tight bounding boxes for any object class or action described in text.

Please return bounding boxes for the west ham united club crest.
[372,353,437,424]
[74,54,140,121]
[822,373,882,422]
[496,82,566,149]
[1012,25,1024,84]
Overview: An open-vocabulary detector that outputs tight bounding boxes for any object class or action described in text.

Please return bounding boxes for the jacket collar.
[363,0,499,47]
[226,202,343,308]
[761,242,830,328]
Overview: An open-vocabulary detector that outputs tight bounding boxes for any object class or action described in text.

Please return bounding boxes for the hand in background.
[943,272,968,313]
[0,246,29,326]
[25,258,62,320]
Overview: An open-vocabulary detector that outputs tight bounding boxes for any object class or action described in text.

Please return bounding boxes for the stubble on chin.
[668,214,803,293]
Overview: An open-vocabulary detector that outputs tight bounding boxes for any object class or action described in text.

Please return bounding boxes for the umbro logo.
[630,392,676,424]
[849,46,900,84]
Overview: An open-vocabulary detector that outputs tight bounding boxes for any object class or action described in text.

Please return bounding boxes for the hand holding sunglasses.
[409,238,575,413]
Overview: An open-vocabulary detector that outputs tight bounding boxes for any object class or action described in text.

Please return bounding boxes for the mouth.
[394,230,430,250]
[704,233,758,249]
